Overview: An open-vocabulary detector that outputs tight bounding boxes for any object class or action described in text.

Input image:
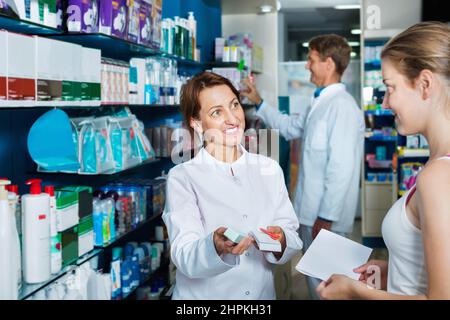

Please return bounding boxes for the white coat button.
[245,252,250,257]
[243,215,247,219]
[245,291,250,295]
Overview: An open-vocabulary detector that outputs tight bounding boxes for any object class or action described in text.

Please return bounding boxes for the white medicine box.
[7,32,36,105]
[0,31,7,104]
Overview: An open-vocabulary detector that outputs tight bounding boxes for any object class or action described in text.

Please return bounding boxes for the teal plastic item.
[27,109,80,172]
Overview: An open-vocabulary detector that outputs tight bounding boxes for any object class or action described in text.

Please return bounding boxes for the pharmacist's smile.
[224,125,240,135]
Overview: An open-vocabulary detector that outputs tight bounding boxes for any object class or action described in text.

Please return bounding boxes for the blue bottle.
[131,254,141,288]
[121,258,132,298]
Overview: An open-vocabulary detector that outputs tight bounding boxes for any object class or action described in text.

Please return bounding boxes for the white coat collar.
[193,144,248,177]
[314,83,346,101]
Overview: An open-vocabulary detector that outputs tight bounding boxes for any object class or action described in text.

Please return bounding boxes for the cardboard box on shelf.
[0,31,7,104]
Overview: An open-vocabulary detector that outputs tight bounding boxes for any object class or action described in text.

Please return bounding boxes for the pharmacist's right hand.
[240,77,262,105]
[213,227,254,256]
[353,259,388,290]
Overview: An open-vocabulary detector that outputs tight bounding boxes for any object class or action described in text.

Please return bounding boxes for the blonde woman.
[317,22,450,300]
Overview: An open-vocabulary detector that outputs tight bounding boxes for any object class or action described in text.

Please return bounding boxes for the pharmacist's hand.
[316,274,363,300]
[240,77,262,105]
[213,227,254,256]
[312,218,332,240]
[265,226,286,256]
[354,259,388,290]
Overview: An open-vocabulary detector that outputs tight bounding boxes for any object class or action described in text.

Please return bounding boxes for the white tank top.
[381,155,450,295]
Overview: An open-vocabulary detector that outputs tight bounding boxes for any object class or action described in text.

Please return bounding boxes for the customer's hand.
[312,218,332,239]
[213,227,254,256]
[316,274,364,300]
[240,77,263,105]
[354,259,388,290]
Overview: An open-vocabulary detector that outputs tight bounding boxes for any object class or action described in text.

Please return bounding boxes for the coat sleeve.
[162,168,239,279]
[256,101,308,141]
[317,102,364,222]
[263,162,303,265]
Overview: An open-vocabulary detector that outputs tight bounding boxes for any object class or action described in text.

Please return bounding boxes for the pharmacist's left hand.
[316,274,363,300]
[266,226,286,256]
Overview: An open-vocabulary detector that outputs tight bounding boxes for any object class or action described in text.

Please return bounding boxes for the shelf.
[35,158,160,176]
[97,212,163,249]
[364,29,403,40]
[0,104,181,110]
[19,248,102,300]
[205,61,248,70]
[365,110,394,116]
[44,33,200,65]
[0,13,63,35]
[366,135,397,142]
[398,148,430,158]
[365,181,392,185]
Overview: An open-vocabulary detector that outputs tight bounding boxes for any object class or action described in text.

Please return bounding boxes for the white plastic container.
[45,185,62,274]
[6,184,22,292]
[22,179,51,284]
[0,179,19,300]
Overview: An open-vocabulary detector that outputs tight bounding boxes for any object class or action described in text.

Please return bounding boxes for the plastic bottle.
[104,197,116,241]
[187,12,196,60]
[93,198,104,246]
[121,257,132,298]
[148,284,160,300]
[45,186,62,275]
[22,179,51,284]
[131,254,140,289]
[111,247,122,300]
[0,180,23,294]
[63,275,83,300]
[0,179,19,300]
[100,199,111,244]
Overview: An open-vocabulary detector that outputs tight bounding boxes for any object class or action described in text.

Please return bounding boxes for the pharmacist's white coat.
[162,147,303,300]
[256,83,365,233]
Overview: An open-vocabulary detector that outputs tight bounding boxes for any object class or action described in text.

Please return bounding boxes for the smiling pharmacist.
[242,34,365,300]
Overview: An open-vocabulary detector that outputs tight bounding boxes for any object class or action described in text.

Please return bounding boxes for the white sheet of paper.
[296,229,373,281]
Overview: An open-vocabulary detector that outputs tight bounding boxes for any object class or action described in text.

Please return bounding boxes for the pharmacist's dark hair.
[180,72,241,134]
[308,34,352,76]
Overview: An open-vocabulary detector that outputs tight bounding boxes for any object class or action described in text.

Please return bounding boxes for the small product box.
[99,0,113,35]
[0,31,7,105]
[81,47,101,105]
[215,37,225,61]
[7,32,36,105]
[61,42,83,104]
[35,36,63,105]
[55,188,80,232]
[112,0,128,39]
[222,46,230,62]
[139,0,153,46]
[78,215,94,256]
[60,225,79,267]
[127,0,141,43]
[151,0,162,49]
[66,0,100,33]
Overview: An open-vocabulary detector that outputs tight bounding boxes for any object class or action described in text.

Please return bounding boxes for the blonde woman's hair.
[381,21,450,87]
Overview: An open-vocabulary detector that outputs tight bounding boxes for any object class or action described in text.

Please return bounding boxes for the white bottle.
[7,184,22,294]
[0,179,19,300]
[22,179,51,284]
[45,186,62,274]
[187,12,197,60]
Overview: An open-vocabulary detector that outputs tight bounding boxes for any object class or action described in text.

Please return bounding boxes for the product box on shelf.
[60,42,82,104]
[127,0,140,43]
[66,0,99,33]
[0,31,7,105]
[35,36,63,105]
[60,225,79,267]
[7,32,36,106]
[78,214,93,256]
[112,0,128,39]
[55,188,80,232]
[139,0,152,46]
[12,0,58,28]
[151,0,162,49]
[81,47,101,105]
[129,58,146,104]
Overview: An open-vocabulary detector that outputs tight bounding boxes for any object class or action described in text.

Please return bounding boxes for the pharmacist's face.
[194,85,245,148]
[306,50,328,87]
[381,59,428,135]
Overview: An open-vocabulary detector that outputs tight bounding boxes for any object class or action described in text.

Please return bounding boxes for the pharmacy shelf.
[398,148,430,158]
[19,248,102,300]
[365,110,394,116]
[45,32,202,66]
[97,212,163,249]
[205,61,248,70]
[0,104,181,110]
[365,181,392,186]
[35,158,161,177]
[0,13,63,35]
[365,135,398,142]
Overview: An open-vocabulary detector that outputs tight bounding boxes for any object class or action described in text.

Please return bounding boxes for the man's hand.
[240,77,263,105]
[312,218,332,240]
